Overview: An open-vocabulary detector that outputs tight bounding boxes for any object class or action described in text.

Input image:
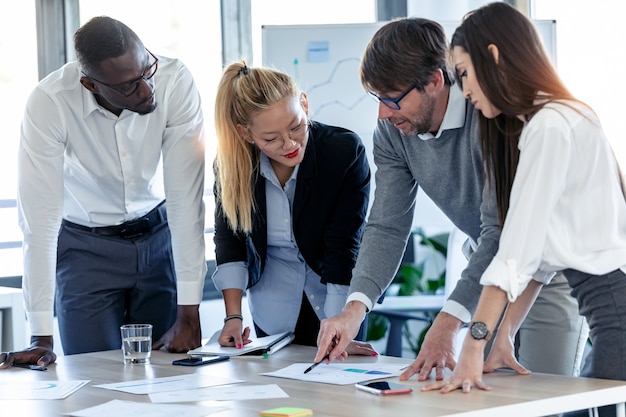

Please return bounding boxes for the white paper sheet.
[262,362,409,385]
[94,374,243,394]
[149,383,289,403]
[0,380,89,400]
[68,399,227,417]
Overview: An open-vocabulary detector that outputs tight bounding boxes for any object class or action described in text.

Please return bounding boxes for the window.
[0,1,37,276]
[532,1,626,167]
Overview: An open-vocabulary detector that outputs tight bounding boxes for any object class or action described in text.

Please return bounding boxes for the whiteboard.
[262,20,556,232]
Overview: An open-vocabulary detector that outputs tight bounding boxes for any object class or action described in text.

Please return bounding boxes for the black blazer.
[214,121,370,288]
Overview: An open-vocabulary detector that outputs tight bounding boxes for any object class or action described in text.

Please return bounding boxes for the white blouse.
[480,100,626,301]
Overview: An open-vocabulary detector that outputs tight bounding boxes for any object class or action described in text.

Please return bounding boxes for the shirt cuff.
[177,278,204,305]
[533,270,556,284]
[211,261,248,292]
[346,292,373,312]
[481,257,533,302]
[324,284,349,318]
[27,311,54,336]
[176,259,208,305]
[440,299,472,324]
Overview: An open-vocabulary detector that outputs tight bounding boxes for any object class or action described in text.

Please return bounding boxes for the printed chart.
[261,362,409,385]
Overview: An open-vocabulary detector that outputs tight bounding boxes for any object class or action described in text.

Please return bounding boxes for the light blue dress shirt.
[212,154,347,335]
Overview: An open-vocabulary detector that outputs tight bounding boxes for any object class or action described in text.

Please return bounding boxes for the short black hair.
[74,16,142,75]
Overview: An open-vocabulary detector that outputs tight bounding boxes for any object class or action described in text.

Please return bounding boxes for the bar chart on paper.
[262,362,410,385]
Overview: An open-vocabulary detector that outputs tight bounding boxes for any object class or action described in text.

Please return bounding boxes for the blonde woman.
[212,62,375,355]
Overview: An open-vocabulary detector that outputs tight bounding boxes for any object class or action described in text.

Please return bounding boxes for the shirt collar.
[417,84,466,141]
[82,86,102,117]
[260,153,299,187]
[81,83,123,120]
[75,61,103,118]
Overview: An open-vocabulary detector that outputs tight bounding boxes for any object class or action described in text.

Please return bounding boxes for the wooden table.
[2,345,626,417]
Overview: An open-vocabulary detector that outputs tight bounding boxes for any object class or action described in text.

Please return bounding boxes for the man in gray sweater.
[315,17,587,380]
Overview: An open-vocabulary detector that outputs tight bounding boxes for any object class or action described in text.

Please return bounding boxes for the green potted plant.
[366,228,449,355]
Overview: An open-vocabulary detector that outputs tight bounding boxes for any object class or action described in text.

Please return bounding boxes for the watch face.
[470,322,490,340]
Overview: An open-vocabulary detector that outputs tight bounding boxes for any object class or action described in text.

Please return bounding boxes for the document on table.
[149,384,289,403]
[68,399,227,417]
[94,374,243,394]
[262,362,410,385]
[0,380,89,400]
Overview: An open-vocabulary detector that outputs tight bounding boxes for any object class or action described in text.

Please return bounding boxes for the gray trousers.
[564,268,626,381]
[561,268,626,417]
[516,272,589,376]
[55,217,177,355]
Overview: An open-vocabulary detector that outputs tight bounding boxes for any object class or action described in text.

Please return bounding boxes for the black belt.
[62,201,167,239]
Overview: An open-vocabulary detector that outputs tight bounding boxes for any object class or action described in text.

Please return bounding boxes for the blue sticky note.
[307,40,329,62]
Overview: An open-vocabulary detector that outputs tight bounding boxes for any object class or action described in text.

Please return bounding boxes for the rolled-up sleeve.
[480,109,570,302]
[212,261,248,292]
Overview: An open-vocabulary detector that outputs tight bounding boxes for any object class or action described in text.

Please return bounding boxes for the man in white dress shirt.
[0,16,206,367]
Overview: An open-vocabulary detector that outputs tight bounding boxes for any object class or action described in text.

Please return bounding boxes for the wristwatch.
[469,321,492,341]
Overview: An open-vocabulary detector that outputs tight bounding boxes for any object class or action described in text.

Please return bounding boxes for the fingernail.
[237,343,242,349]
[371,351,378,356]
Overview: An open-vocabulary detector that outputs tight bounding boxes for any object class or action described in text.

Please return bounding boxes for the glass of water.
[120,324,153,365]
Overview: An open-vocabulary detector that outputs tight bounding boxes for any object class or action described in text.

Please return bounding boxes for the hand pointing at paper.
[315,301,374,363]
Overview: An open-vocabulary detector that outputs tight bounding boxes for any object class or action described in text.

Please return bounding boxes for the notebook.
[188,330,295,357]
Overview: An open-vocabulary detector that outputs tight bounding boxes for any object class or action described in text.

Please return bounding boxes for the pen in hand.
[303,353,330,374]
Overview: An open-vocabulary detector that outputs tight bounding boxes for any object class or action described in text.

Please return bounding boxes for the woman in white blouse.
[423,2,626,401]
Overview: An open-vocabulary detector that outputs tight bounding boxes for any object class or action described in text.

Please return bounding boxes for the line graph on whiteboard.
[291,56,377,138]
[261,24,388,142]
[261,20,553,141]
[299,58,369,112]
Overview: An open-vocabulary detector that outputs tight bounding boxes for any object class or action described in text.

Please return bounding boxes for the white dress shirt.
[481,101,626,301]
[18,56,207,335]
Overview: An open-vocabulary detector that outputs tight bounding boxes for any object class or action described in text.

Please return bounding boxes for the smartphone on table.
[172,355,229,366]
[355,381,413,395]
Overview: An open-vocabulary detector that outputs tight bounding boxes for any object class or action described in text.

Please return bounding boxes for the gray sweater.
[349,89,501,319]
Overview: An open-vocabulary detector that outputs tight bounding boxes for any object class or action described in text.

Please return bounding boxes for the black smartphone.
[355,381,413,395]
[172,355,230,366]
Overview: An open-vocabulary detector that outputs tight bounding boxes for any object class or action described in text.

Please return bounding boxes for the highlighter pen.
[303,353,330,374]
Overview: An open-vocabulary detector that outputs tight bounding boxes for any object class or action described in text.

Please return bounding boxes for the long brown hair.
[214,61,299,233]
[451,2,578,226]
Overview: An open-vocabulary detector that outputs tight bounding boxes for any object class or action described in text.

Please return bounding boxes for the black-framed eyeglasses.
[368,83,418,110]
[82,49,159,97]
[249,120,311,152]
